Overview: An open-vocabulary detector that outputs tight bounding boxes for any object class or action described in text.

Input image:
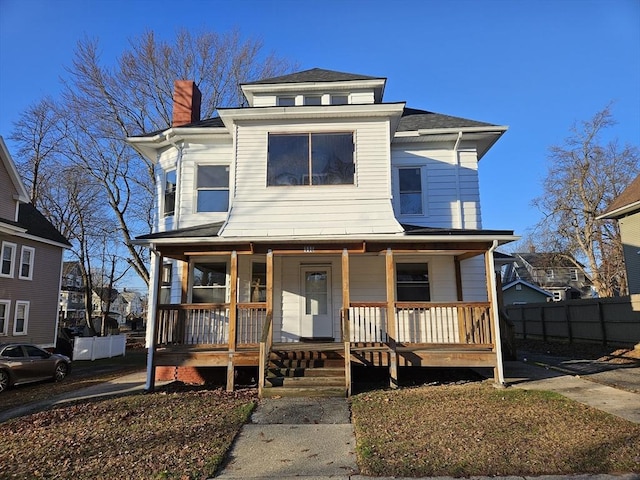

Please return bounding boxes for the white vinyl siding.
[391,144,481,229]
[222,119,402,237]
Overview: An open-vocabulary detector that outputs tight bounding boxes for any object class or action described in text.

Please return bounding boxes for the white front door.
[300,266,333,339]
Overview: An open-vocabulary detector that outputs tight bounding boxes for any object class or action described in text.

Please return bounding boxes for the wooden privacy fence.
[505,295,640,346]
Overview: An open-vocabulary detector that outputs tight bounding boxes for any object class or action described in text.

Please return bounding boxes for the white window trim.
[1,241,17,278]
[13,301,29,335]
[0,299,10,335]
[18,246,35,280]
[394,166,427,217]
[194,164,231,213]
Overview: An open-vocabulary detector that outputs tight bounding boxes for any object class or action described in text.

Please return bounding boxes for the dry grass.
[0,384,256,480]
[351,382,640,477]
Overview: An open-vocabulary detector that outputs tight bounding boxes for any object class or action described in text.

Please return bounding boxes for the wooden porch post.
[145,248,163,392]
[342,249,352,397]
[226,251,238,392]
[485,242,505,385]
[266,250,274,346]
[385,248,398,388]
[259,250,274,397]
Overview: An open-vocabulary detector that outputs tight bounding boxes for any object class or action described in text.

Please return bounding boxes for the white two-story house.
[128,68,516,396]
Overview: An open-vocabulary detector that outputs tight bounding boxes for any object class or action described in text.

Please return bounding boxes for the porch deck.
[150,301,498,396]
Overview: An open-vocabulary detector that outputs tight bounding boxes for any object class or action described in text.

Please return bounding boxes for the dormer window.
[331,94,348,105]
[277,96,295,106]
[267,133,354,186]
[304,95,322,106]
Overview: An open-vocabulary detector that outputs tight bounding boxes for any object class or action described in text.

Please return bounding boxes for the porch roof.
[134,223,516,250]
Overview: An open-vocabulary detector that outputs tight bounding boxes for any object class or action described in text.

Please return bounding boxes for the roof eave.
[597,201,640,220]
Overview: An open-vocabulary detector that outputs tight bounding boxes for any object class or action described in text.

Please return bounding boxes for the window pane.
[331,95,348,105]
[399,168,422,214]
[311,133,354,185]
[164,170,176,216]
[251,262,267,302]
[399,168,421,191]
[192,263,226,304]
[396,263,430,302]
[1,245,13,275]
[277,97,295,106]
[267,134,309,186]
[304,96,322,106]
[198,166,229,188]
[197,190,229,212]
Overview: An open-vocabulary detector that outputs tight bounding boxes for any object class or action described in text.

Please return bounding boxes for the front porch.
[150,299,497,396]
[144,236,510,396]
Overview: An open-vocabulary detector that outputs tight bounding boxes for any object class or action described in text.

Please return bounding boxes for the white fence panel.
[73,335,127,360]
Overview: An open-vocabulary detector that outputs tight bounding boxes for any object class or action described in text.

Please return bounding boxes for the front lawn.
[1,386,255,480]
[351,382,640,477]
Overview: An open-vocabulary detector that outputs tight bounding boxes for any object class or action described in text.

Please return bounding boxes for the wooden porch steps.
[262,348,347,398]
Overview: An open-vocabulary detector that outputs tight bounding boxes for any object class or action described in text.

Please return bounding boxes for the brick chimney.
[172,80,201,127]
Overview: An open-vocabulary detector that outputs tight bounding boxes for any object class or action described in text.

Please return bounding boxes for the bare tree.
[532,105,639,297]
[10,28,296,290]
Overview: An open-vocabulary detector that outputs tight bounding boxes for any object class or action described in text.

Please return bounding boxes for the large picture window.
[399,167,423,215]
[192,262,227,303]
[267,133,354,186]
[197,165,229,212]
[396,263,430,302]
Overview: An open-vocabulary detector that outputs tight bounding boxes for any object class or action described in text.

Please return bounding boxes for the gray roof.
[398,108,495,131]
[0,203,70,246]
[402,224,514,236]
[243,68,383,85]
[136,222,224,240]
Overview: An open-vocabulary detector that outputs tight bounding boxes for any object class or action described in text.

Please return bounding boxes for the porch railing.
[349,301,492,345]
[156,303,267,347]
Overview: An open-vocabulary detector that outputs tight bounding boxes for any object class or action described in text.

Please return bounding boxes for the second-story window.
[197,165,229,212]
[267,133,354,186]
[18,246,34,280]
[304,95,322,105]
[277,96,295,106]
[331,94,348,105]
[1,242,16,278]
[164,169,177,217]
[398,168,423,215]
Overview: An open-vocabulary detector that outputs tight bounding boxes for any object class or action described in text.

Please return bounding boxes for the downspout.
[487,239,505,385]
[166,134,183,228]
[145,244,162,391]
[453,131,464,228]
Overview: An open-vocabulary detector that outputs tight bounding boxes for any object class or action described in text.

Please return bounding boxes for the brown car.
[0,343,71,393]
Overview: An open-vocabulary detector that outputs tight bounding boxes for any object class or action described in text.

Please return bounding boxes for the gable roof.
[599,174,640,219]
[502,279,553,297]
[16,203,71,247]
[0,136,29,204]
[242,68,383,85]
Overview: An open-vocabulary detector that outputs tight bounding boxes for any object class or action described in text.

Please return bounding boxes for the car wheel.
[54,363,68,382]
[0,370,9,393]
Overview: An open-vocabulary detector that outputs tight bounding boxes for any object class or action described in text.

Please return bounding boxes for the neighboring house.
[502,279,553,305]
[120,288,145,328]
[501,251,593,302]
[599,174,640,295]
[59,261,86,325]
[127,68,517,395]
[92,287,127,326]
[0,136,71,349]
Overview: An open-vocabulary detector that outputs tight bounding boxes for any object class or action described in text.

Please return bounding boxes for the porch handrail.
[348,301,492,345]
[258,311,273,396]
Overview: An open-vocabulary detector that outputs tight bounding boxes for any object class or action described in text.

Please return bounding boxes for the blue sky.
[1,0,639,239]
